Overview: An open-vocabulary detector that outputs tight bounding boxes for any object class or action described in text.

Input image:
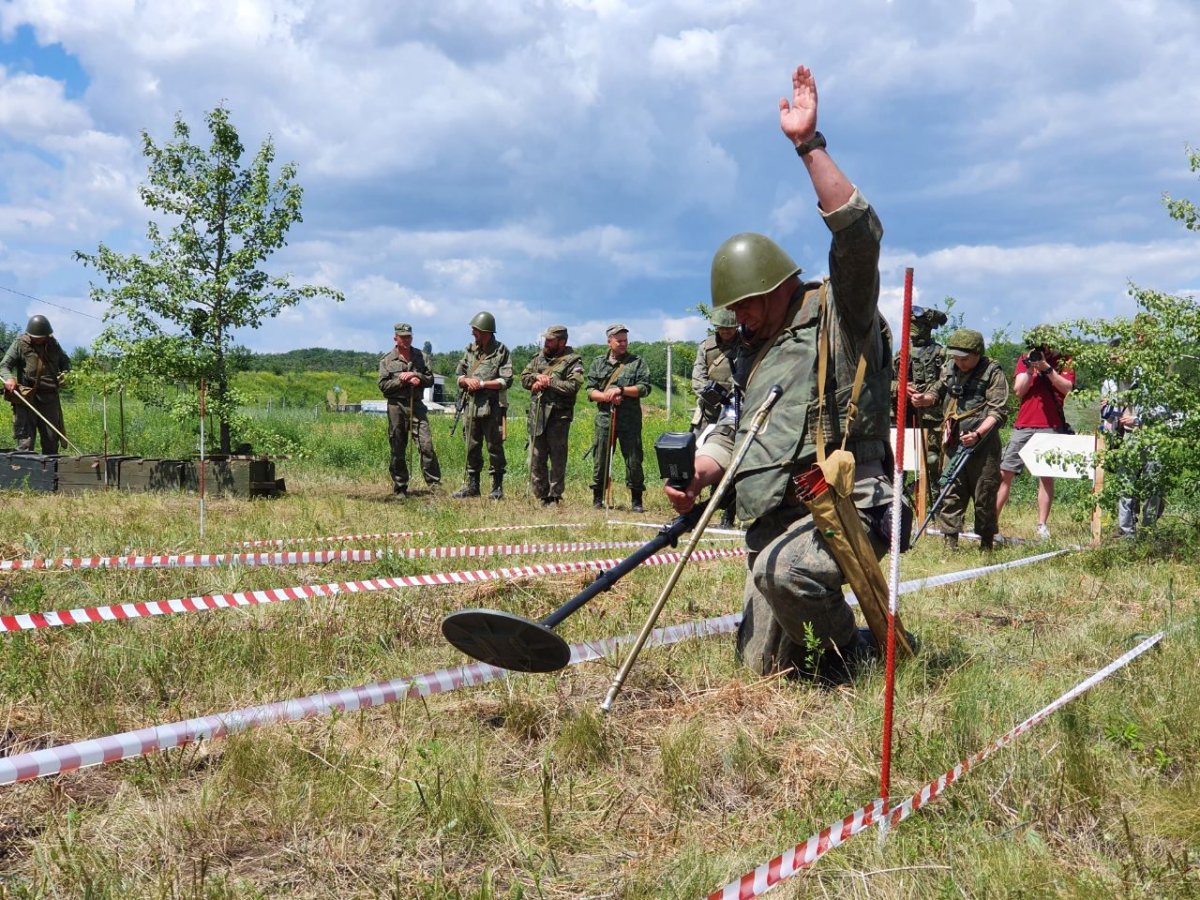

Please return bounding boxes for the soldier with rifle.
[453,311,513,499]
[2,315,71,454]
[520,325,585,507]
[910,328,1008,551]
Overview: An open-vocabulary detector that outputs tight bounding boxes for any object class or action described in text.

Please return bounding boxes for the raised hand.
[779,65,818,145]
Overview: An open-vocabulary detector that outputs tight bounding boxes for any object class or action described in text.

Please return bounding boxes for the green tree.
[76,105,343,452]
[1039,147,1200,522]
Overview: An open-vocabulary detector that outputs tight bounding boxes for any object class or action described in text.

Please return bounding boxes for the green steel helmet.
[469,311,496,333]
[710,232,802,309]
[26,314,53,337]
[946,327,985,356]
[711,307,737,329]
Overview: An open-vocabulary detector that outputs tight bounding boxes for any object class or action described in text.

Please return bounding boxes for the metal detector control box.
[654,431,695,490]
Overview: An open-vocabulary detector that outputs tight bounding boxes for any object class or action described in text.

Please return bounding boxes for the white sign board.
[889,428,927,473]
[1017,433,1096,479]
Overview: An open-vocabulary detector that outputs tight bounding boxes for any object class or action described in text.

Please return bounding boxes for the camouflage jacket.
[930,357,1009,435]
[690,333,737,427]
[893,339,948,428]
[455,339,513,419]
[521,348,585,435]
[378,348,434,412]
[696,189,890,522]
[586,352,652,430]
[1,334,71,398]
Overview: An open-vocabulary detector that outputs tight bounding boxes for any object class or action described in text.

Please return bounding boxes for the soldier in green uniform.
[521,325,585,507]
[691,307,740,527]
[690,307,739,433]
[911,328,1009,551]
[453,311,513,499]
[893,306,949,492]
[665,64,896,683]
[1,315,71,453]
[587,325,652,512]
[378,323,441,495]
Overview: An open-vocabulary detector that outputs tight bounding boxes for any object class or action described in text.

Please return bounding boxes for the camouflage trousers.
[387,403,441,489]
[936,433,1001,538]
[12,391,65,454]
[736,474,891,677]
[590,411,644,493]
[463,411,506,477]
[529,407,572,501]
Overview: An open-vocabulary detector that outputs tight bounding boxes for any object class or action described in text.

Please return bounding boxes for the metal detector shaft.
[911,442,975,545]
[600,383,783,714]
[9,387,84,456]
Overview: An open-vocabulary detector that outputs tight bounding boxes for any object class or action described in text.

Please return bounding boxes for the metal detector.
[442,384,782,676]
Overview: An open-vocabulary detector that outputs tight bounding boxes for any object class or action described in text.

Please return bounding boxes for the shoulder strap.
[814,280,870,462]
[601,361,626,391]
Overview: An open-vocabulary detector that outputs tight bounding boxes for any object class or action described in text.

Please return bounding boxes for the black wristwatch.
[794,131,827,158]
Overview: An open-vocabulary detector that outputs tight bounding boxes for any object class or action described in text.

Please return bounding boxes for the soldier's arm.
[494,348,514,390]
[585,358,605,400]
[0,339,20,384]
[519,358,539,390]
[414,352,434,387]
[980,367,1009,432]
[548,359,585,397]
[626,356,652,398]
[377,356,394,393]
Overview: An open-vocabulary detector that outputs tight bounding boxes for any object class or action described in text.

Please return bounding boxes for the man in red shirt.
[995,339,1076,538]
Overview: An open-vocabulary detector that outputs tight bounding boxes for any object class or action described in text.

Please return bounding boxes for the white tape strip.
[238,522,590,548]
[0,540,647,572]
[0,548,746,634]
[707,629,1164,899]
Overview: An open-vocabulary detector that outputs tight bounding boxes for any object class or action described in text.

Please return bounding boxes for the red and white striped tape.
[707,629,1165,899]
[0,540,647,572]
[0,547,746,634]
[238,521,589,548]
[0,612,743,786]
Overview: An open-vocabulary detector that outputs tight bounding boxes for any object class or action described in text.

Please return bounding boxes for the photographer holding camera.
[994,329,1075,539]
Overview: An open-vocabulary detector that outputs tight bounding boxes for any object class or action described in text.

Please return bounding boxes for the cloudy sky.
[1,0,1198,358]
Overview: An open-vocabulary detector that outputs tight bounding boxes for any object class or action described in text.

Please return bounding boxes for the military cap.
[946,328,985,357]
[606,323,629,337]
[544,325,568,340]
[393,323,413,335]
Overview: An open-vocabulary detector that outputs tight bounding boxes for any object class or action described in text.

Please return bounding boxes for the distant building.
[358,374,451,415]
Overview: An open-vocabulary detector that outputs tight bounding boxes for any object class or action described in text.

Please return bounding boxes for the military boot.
[979,533,995,552]
[593,487,604,509]
[944,533,959,552]
[631,491,644,513]
[489,474,504,500]
[452,474,481,498]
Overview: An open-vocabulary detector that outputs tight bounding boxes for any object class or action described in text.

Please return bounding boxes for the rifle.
[911,442,976,545]
[449,392,466,436]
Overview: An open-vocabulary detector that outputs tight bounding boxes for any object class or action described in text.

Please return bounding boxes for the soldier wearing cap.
[1,314,71,453]
[664,64,899,683]
[520,325,585,506]
[453,311,513,499]
[911,327,1009,551]
[894,306,950,492]
[587,324,652,511]
[378,323,441,495]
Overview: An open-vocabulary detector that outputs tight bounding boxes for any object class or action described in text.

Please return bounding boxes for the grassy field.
[0,398,1198,898]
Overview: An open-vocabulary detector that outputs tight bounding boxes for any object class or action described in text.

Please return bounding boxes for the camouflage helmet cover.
[469,311,496,332]
[710,307,737,329]
[946,327,985,356]
[710,232,802,310]
[26,314,53,337]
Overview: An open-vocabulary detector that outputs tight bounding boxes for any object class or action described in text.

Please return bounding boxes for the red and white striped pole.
[881,266,914,826]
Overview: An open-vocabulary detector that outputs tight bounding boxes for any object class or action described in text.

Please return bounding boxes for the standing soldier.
[378,323,441,496]
[911,328,1009,552]
[520,325,585,507]
[587,324,652,512]
[690,307,739,433]
[2,314,71,454]
[691,307,740,526]
[453,311,513,499]
[895,306,949,493]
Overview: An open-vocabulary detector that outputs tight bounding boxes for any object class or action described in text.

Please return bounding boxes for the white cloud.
[650,28,721,77]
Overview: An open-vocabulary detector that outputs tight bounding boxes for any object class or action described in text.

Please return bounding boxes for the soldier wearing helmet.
[453,311,513,499]
[911,328,1009,551]
[664,65,899,684]
[2,315,72,453]
[690,307,741,527]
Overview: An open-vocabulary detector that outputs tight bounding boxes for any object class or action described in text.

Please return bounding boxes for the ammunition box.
[118,458,186,492]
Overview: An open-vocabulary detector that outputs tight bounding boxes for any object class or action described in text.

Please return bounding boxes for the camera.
[911,306,948,328]
[697,379,731,411]
[1026,348,1044,365]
